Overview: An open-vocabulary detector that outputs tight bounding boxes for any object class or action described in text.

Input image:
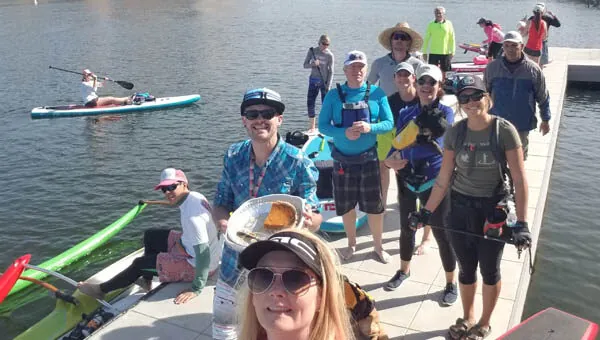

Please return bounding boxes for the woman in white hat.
[81,69,132,107]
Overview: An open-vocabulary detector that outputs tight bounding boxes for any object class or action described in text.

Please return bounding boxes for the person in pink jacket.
[477,18,505,60]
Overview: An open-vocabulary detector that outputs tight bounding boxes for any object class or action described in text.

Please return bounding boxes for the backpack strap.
[364,82,371,102]
[336,83,345,103]
[491,117,514,195]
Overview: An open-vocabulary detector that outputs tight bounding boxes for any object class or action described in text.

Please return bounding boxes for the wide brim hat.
[378,22,423,52]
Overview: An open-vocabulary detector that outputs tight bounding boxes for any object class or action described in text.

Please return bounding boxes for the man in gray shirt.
[368,23,424,211]
[368,22,424,96]
[303,34,334,134]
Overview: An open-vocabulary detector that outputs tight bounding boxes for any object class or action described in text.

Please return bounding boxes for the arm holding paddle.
[50,66,134,90]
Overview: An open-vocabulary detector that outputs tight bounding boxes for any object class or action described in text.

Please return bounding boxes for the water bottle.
[506,198,517,227]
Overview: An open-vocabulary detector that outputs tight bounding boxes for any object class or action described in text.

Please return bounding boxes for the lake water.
[0,0,599,337]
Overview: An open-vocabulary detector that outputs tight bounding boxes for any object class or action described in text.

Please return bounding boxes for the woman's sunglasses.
[457,91,485,104]
[247,267,318,296]
[417,78,438,86]
[161,182,180,193]
[392,32,411,41]
[244,108,278,121]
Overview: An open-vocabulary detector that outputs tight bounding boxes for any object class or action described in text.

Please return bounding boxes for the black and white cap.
[240,87,285,115]
[456,75,487,95]
[239,231,323,279]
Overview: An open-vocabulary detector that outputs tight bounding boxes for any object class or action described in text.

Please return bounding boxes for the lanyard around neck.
[249,153,269,198]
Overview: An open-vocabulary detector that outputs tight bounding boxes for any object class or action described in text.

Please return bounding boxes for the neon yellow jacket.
[422,20,456,55]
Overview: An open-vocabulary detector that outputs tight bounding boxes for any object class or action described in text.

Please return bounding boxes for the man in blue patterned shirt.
[213,88,322,233]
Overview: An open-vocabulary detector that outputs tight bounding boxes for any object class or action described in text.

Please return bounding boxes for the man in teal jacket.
[318,50,393,263]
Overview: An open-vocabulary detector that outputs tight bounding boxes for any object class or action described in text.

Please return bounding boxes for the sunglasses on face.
[320,42,329,46]
[457,91,485,104]
[247,267,318,296]
[161,183,180,193]
[244,108,278,120]
[417,78,438,86]
[392,32,411,41]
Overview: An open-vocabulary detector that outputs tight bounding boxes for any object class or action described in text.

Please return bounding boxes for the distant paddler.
[79,168,222,305]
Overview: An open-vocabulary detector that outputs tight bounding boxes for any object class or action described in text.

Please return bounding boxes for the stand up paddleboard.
[498,307,598,340]
[286,131,368,233]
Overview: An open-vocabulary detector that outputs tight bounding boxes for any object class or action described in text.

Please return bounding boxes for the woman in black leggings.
[383,64,458,305]
[413,76,531,340]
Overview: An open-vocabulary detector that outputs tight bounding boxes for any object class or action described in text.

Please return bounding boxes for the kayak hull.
[7,204,146,297]
[15,249,158,340]
[31,94,201,119]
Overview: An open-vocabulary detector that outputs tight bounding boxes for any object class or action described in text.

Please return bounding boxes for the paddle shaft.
[309,47,327,90]
[140,200,173,206]
[49,66,134,90]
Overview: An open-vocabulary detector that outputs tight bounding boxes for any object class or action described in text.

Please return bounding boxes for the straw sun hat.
[378,22,423,52]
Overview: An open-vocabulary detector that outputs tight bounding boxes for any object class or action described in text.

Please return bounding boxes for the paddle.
[49,66,134,90]
[139,200,173,206]
[309,47,327,91]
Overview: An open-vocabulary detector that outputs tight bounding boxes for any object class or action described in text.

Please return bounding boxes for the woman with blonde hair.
[236,228,354,340]
[411,75,530,339]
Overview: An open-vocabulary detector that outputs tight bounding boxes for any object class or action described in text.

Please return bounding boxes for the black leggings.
[449,191,505,286]
[100,229,171,293]
[397,178,456,273]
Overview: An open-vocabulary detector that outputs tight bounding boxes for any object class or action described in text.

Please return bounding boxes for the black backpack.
[453,117,513,196]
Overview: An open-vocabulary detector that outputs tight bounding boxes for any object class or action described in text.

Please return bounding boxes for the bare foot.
[77,281,105,300]
[339,246,355,260]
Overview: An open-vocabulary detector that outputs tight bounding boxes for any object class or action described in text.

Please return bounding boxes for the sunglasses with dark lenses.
[348,53,364,61]
[392,32,411,41]
[247,267,318,295]
[457,91,485,104]
[244,108,278,120]
[161,183,180,193]
[320,42,330,46]
[417,78,438,86]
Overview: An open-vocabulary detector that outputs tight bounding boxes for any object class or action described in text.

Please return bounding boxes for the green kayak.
[8,203,146,297]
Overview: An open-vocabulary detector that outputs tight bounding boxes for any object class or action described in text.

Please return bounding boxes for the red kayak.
[498,307,598,340]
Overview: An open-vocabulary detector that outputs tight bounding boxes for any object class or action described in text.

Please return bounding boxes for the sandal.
[448,318,474,340]
[465,324,491,340]
[339,246,355,260]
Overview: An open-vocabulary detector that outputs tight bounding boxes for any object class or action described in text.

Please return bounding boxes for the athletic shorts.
[85,98,98,107]
[524,47,541,57]
[332,159,384,215]
[156,230,196,282]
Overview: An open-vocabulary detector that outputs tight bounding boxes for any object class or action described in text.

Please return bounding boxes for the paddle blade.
[393,120,419,150]
[0,254,31,303]
[116,80,134,90]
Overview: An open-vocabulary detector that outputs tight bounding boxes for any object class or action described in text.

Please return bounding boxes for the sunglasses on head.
[457,91,485,104]
[244,108,278,120]
[417,78,438,86]
[392,32,411,41]
[348,53,364,61]
[247,267,318,296]
[161,182,180,193]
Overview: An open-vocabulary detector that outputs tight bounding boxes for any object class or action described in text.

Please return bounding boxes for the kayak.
[7,203,146,298]
[498,307,598,339]
[15,249,160,340]
[30,94,201,119]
